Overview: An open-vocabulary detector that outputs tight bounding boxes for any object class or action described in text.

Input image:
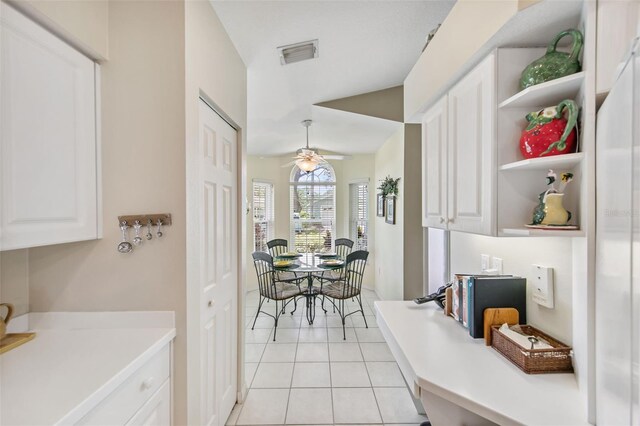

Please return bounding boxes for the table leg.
[305,274,316,325]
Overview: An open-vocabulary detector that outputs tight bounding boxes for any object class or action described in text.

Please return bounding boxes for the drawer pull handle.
[141,377,155,391]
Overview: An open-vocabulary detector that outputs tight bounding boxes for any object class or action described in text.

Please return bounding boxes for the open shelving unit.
[494,45,588,237]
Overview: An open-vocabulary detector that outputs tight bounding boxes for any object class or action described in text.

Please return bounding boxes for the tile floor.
[227,289,428,426]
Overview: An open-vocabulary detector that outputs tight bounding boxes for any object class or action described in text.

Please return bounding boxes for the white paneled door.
[198,100,238,426]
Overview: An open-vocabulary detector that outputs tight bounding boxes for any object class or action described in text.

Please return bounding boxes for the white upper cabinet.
[421,96,447,228]
[1,3,100,251]
[421,53,496,236]
[447,53,496,235]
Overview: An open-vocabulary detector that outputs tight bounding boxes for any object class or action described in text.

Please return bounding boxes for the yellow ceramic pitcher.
[0,303,14,341]
[542,193,571,226]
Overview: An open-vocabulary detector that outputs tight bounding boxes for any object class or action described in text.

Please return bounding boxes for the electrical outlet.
[481,254,491,272]
[531,264,554,308]
[492,257,503,275]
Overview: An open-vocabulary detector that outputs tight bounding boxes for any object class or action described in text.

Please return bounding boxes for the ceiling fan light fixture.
[297,158,317,172]
[277,40,319,65]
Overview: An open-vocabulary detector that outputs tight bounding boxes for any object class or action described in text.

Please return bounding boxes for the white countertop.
[0,312,176,425]
[375,301,588,426]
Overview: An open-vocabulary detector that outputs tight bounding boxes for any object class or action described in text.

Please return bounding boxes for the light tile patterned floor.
[227,289,428,426]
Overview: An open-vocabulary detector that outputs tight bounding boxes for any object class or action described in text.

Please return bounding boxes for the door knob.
[208,300,214,307]
[448,218,455,224]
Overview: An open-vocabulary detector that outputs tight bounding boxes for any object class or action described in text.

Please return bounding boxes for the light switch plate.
[481,254,491,272]
[492,257,503,275]
[531,264,554,308]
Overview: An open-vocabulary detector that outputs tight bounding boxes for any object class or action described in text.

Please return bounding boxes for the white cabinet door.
[126,379,171,426]
[0,3,98,251]
[447,53,496,236]
[422,96,448,229]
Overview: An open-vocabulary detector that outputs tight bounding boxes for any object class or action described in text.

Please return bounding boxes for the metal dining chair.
[322,250,369,340]
[314,238,354,311]
[251,251,303,341]
[266,238,304,311]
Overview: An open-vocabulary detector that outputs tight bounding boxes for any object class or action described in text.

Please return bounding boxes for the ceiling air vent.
[277,39,319,65]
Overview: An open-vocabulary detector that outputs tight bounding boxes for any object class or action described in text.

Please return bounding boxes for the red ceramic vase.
[519,100,578,159]
[520,118,577,158]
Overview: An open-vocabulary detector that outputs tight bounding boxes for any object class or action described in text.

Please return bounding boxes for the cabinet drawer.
[77,345,170,425]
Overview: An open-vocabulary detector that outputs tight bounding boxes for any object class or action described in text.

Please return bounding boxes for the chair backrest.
[266,238,289,257]
[344,250,369,295]
[252,251,277,299]
[335,238,354,259]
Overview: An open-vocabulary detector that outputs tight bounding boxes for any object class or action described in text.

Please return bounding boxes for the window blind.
[290,165,336,252]
[253,181,274,252]
[349,183,368,250]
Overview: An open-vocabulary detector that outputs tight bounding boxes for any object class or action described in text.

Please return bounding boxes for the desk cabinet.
[422,53,496,235]
[0,3,101,251]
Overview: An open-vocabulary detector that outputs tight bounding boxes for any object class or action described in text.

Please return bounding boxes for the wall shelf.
[499,152,584,171]
[500,227,585,237]
[498,72,585,109]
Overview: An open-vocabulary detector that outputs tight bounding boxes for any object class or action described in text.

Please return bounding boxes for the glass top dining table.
[273,252,345,324]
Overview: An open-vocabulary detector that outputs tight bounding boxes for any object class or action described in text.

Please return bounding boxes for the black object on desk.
[467,276,526,339]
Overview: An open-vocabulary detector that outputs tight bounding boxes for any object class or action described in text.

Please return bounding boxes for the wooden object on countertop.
[444,287,453,316]
[117,214,172,227]
[0,332,36,355]
[483,307,519,346]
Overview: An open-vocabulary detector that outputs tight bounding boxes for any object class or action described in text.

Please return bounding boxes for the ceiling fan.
[281,119,349,172]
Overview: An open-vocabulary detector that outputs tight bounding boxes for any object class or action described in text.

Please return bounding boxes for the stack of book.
[451,274,526,338]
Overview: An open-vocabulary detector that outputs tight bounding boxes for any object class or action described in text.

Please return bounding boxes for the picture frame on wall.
[385,195,396,224]
[377,193,385,217]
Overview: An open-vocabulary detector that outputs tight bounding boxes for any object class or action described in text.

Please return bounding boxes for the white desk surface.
[375,301,588,426]
[1,312,175,425]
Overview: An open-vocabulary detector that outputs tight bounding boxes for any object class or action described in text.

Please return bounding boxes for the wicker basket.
[490,325,573,374]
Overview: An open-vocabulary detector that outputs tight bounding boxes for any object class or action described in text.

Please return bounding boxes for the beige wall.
[184,0,247,421]
[8,0,109,59]
[0,249,29,316]
[374,127,405,301]
[450,233,574,344]
[246,154,376,291]
[25,0,188,422]
[402,124,423,300]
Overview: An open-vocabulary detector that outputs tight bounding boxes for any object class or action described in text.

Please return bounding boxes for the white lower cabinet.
[421,52,496,235]
[78,345,172,425]
[126,380,171,426]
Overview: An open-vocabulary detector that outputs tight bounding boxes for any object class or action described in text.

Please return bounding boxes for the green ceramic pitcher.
[520,29,583,90]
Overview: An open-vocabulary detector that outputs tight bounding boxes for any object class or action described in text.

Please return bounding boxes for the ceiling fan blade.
[281,160,297,168]
[322,155,352,160]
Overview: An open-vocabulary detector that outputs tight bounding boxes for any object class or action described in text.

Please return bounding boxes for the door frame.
[186,92,247,426]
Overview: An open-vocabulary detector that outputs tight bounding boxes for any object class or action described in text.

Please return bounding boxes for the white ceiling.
[210,0,455,156]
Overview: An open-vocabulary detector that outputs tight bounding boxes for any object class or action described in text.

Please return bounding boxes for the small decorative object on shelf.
[520,99,578,159]
[520,29,583,89]
[528,170,577,230]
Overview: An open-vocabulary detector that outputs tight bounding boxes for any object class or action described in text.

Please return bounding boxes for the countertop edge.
[56,328,176,425]
[375,301,589,426]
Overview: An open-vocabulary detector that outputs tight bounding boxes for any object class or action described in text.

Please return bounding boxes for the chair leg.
[357,295,368,328]
[251,296,265,330]
[273,300,279,342]
[341,299,346,340]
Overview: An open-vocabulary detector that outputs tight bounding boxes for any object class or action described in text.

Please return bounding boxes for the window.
[350,182,369,250]
[253,181,274,252]
[290,164,336,252]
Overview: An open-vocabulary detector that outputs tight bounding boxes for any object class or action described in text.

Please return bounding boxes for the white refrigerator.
[595,36,640,425]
